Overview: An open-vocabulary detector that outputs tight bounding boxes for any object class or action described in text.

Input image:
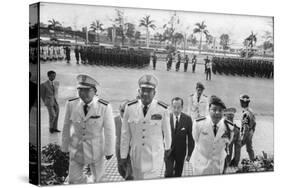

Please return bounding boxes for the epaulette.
[203,94,208,97]
[234,123,240,131]
[224,119,234,127]
[190,94,194,97]
[157,101,168,109]
[68,97,79,102]
[127,99,138,106]
[98,98,109,106]
[196,116,206,122]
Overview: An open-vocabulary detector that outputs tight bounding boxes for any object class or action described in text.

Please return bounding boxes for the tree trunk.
[146,28,149,48]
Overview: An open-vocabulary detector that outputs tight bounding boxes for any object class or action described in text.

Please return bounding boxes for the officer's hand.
[105,155,113,160]
[186,156,191,162]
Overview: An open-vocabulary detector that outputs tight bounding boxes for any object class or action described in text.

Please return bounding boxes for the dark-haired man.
[40,70,60,133]
[165,97,194,177]
[190,95,233,175]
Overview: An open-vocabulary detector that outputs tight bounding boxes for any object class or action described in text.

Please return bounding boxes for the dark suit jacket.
[170,112,194,160]
[40,80,57,107]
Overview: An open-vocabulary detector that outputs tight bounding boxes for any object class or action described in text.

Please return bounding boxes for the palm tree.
[48,18,61,30]
[47,19,61,38]
[139,15,156,47]
[244,31,257,49]
[193,21,209,53]
[90,20,104,43]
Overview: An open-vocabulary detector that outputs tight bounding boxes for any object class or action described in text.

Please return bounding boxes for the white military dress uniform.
[120,99,171,179]
[62,75,115,183]
[188,93,209,120]
[120,74,171,180]
[190,115,232,175]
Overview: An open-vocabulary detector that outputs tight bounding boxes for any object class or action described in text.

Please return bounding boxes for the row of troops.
[72,46,151,68]
[212,56,273,79]
[41,72,257,184]
[163,52,198,73]
[40,45,66,61]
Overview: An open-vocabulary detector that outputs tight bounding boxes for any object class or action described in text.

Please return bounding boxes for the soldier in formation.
[39,44,65,61]
[175,51,181,72]
[212,56,273,79]
[204,56,212,80]
[192,55,197,73]
[184,54,189,72]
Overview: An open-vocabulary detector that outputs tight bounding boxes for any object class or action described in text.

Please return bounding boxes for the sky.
[39,2,273,46]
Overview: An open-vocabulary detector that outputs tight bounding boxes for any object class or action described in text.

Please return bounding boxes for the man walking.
[190,96,233,175]
[61,74,115,183]
[120,74,171,180]
[165,97,194,177]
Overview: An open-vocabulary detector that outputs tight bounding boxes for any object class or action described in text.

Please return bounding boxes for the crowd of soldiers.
[212,56,274,79]
[39,43,151,68]
[72,46,151,68]
[39,44,65,61]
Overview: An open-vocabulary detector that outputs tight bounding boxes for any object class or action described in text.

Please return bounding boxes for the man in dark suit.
[165,97,195,177]
[40,70,60,133]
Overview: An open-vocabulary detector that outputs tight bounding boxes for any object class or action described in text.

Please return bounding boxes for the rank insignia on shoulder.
[68,97,79,102]
[151,114,162,120]
[224,119,234,127]
[98,98,109,106]
[157,101,168,109]
[190,94,194,97]
[203,94,208,97]
[196,116,206,122]
[127,99,138,106]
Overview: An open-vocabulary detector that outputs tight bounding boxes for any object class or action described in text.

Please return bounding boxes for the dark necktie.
[51,82,55,92]
[213,124,218,136]
[175,116,179,131]
[197,95,200,103]
[143,105,148,117]
[83,104,89,116]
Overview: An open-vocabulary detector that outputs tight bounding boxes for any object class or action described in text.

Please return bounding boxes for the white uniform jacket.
[188,93,209,120]
[190,116,231,175]
[120,99,171,173]
[61,96,115,164]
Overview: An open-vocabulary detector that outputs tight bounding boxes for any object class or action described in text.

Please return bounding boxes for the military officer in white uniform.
[61,74,115,183]
[187,82,209,120]
[190,95,233,175]
[120,74,171,180]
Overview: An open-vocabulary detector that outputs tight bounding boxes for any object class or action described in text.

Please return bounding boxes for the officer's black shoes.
[53,129,61,133]
[49,128,61,133]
